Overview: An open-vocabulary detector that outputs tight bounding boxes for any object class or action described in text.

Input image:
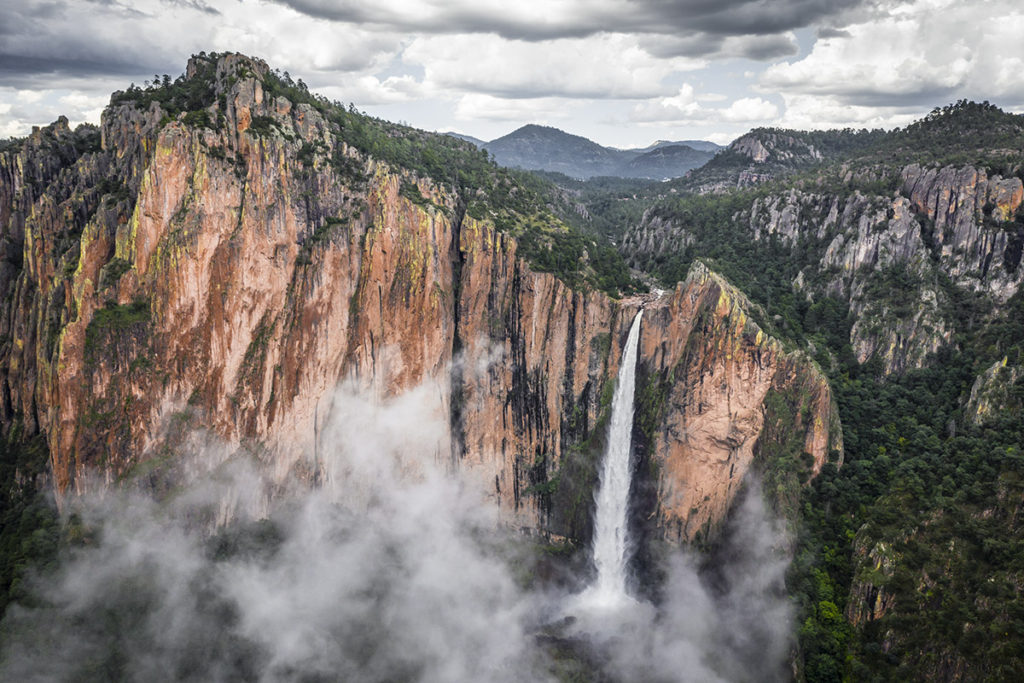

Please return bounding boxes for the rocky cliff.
[965,357,1023,425]
[901,163,1024,301]
[678,127,885,194]
[634,264,840,543]
[0,53,840,544]
[625,160,1024,375]
[745,187,954,374]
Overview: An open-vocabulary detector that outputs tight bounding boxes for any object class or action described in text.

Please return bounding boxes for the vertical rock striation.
[0,53,840,544]
[636,264,840,543]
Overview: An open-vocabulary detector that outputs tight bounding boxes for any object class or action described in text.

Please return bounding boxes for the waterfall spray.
[586,309,643,607]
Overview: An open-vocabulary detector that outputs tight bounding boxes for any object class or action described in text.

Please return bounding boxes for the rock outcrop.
[0,53,840,544]
[732,132,823,166]
[756,189,952,373]
[679,129,843,194]
[902,164,1024,301]
[966,357,1023,424]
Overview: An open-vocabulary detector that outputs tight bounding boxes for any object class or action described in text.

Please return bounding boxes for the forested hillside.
[625,100,1024,679]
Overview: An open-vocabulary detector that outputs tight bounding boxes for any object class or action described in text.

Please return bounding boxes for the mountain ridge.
[445,123,720,180]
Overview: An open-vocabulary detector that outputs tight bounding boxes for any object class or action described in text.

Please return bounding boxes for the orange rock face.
[0,54,841,544]
[634,264,840,543]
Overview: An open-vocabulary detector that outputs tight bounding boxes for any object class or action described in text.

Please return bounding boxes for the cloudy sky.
[1,0,1022,147]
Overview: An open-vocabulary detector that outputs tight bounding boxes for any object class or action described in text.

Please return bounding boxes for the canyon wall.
[0,54,840,543]
[626,163,1024,375]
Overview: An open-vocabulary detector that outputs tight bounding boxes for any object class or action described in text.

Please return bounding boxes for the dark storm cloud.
[737,34,802,60]
[0,0,896,92]
[645,31,799,61]
[0,0,175,86]
[271,0,891,46]
[833,85,963,108]
[0,50,175,89]
[0,54,157,80]
[269,0,614,40]
[640,0,869,37]
[817,27,852,38]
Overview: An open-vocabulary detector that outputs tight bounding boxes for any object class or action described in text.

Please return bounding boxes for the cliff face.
[0,54,839,543]
[749,188,953,373]
[731,132,823,166]
[626,161,1024,375]
[636,264,840,543]
[756,165,1023,374]
[902,164,1024,301]
[965,357,1023,425]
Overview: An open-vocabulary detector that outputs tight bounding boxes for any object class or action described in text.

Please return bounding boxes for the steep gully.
[0,54,841,548]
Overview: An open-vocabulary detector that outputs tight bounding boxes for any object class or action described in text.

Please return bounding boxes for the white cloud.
[773,94,920,131]
[0,87,110,138]
[454,93,575,123]
[630,87,778,127]
[316,74,428,107]
[211,1,404,82]
[16,90,45,105]
[721,97,779,122]
[705,131,740,146]
[696,92,728,103]
[630,84,701,123]
[761,0,1024,109]
[404,33,703,100]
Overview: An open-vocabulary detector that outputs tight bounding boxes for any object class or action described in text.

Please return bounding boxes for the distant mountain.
[623,144,715,180]
[484,125,624,178]
[480,124,717,180]
[639,139,723,154]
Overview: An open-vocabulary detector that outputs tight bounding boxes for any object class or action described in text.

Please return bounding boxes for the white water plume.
[584,308,643,608]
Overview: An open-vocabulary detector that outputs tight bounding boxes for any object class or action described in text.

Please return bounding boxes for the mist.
[0,379,794,682]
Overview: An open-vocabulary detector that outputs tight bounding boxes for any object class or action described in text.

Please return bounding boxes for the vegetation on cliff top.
[260,67,640,294]
[104,52,637,296]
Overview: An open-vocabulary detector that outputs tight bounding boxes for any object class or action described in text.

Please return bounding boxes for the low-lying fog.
[1,380,793,682]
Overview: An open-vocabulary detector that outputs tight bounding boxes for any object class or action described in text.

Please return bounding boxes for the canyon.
[0,53,840,546]
[5,52,1024,681]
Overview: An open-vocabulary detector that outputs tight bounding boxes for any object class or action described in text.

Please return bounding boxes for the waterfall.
[587,309,643,606]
